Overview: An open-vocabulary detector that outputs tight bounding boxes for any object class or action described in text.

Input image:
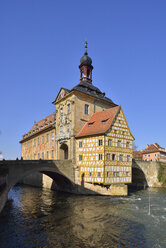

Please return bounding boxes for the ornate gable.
[53,88,70,104]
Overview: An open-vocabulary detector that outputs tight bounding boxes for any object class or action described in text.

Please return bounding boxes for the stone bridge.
[0,160,75,191]
[1,159,161,213]
[0,159,127,213]
[132,159,161,188]
[0,159,78,213]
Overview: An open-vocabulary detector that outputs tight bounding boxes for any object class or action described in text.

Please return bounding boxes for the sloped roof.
[76,106,120,138]
[133,151,143,159]
[142,143,166,154]
[20,113,56,143]
[71,81,116,105]
[52,87,70,104]
[29,113,55,133]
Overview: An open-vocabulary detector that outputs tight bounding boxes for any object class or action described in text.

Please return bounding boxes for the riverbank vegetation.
[158,163,166,186]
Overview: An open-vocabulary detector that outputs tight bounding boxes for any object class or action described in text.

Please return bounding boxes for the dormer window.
[43,120,45,127]
[102,119,108,124]
[88,122,94,127]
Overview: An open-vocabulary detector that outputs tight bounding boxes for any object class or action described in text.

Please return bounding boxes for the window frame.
[108,139,112,146]
[99,154,103,160]
[67,104,70,114]
[112,154,116,161]
[46,151,49,159]
[98,139,103,146]
[120,154,123,161]
[67,123,70,133]
[107,153,110,161]
[85,104,89,115]
[79,155,83,161]
[117,140,121,147]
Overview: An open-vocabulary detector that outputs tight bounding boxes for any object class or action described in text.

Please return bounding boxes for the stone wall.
[77,182,127,196]
[132,160,162,187]
[0,187,8,213]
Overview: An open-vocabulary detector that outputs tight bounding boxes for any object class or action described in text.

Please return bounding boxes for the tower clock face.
[60,89,65,98]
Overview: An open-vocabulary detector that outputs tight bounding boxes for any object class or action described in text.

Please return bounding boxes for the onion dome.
[80,41,92,65]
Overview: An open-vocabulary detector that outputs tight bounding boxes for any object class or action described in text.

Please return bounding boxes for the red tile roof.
[142,143,165,154]
[76,106,120,138]
[133,144,166,160]
[20,113,56,142]
[29,113,55,133]
[133,151,143,160]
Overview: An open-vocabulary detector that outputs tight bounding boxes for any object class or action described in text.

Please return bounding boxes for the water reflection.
[0,186,166,248]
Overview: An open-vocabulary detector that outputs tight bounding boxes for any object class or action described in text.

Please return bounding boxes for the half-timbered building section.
[76,106,134,185]
[104,107,134,184]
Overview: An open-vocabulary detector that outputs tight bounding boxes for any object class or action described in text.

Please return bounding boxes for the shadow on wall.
[130,167,148,190]
[18,171,101,195]
[42,171,75,193]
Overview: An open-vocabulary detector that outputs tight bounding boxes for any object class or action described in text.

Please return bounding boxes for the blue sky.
[0,0,166,159]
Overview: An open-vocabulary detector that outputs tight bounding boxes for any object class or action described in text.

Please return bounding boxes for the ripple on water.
[0,186,166,248]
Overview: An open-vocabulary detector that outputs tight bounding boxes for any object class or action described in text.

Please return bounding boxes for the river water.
[0,186,166,248]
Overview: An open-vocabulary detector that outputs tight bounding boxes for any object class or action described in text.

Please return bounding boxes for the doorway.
[60,143,68,160]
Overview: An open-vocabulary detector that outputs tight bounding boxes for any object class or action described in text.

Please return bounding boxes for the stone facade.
[54,90,113,162]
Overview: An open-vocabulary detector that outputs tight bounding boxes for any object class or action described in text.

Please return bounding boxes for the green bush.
[158,163,166,186]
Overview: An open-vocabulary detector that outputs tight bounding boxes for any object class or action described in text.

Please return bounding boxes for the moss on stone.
[158,163,166,186]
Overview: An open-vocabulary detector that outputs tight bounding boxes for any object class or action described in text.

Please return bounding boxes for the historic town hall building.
[20,42,134,186]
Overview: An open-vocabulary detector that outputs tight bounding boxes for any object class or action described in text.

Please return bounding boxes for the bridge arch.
[132,167,148,189]
[5,160,75,193]
[132,160,160,188]
[10,168,74,194]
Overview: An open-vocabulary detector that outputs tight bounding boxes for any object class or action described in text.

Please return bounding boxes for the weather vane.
[84,41,88,55]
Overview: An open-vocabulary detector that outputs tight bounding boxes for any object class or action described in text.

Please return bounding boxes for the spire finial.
[84,41,88,55]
